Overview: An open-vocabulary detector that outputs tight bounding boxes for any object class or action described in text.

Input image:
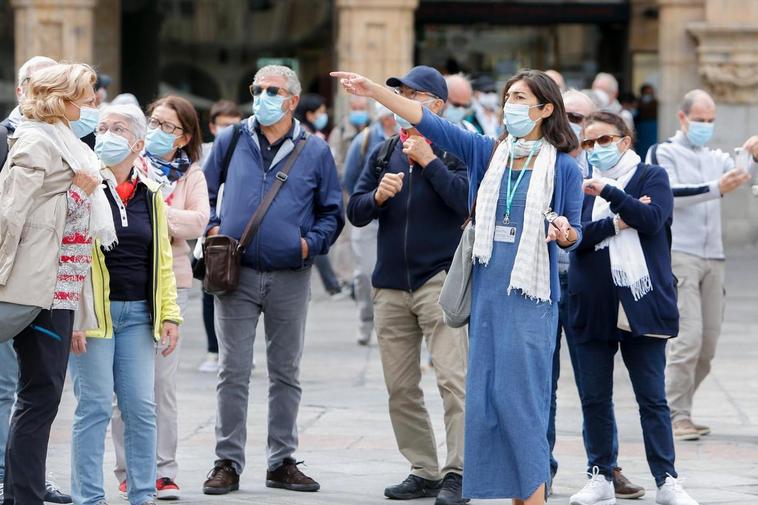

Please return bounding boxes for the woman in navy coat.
[568,112,699,505]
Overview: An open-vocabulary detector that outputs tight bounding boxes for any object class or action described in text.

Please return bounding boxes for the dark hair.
[501,69,578,153]
[148,95,203,163]
[209,100,241,124]
[584,111,636,144]
[294,93,325,131]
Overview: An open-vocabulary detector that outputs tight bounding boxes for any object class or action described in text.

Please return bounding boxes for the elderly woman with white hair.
[69,103,182,505]
[0,62,109,505]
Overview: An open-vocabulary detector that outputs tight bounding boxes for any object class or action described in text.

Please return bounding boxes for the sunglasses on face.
[567,112,585,125]
[581,134,623,150]
[250,85,289,97]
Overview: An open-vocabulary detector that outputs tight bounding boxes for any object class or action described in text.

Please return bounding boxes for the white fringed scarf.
[473,136,556,302]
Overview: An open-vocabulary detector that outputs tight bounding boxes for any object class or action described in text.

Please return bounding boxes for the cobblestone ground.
[46,247,758,504]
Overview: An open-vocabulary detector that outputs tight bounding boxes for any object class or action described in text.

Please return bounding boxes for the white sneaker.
[570,467,616,505]
[197,352,219,373]
[656,475,699,505]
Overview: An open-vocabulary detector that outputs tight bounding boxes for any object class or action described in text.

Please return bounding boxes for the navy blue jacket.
[347,135,469,292]
[205,118,344,272]
[568,162,679,341]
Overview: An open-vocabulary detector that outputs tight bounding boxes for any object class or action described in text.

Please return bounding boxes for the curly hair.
[20,63,96,124]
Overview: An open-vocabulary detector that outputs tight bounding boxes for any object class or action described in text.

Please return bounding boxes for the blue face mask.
[253,94,287,126]
[570,121,583,143]
[503,102,541,138]
[395,113,413,130]
[145,127,178,157]
[70,106,99,138]
[444,105,469,125]
[349,110,369,127]
[95,131,135,166]
[686,120,714,146]
[313,112,328,131]
[588,140,623,172]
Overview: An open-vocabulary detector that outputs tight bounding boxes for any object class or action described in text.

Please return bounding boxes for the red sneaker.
[156,477,181,500]
[118,480,128,500]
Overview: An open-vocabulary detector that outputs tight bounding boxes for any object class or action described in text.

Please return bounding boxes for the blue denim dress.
[465,169,558,500]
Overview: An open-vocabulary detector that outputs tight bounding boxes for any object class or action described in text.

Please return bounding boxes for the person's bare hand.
[639,195,652,205]
[583,178,607,197]
[207,226,220,237]
[71,330,87,355]
[330,71,379,98]
[742,135,758,159]
[72,171,100,196]
[402,136,436,167]
[719,168,751,195]
[300,238,309,259]
[160,322,180,357]
[374,172,405,206]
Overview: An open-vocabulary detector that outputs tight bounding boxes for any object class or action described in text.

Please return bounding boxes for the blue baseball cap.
[386,66,448,102]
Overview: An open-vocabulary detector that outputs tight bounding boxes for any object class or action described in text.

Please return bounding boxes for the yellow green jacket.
[75,169,183,340]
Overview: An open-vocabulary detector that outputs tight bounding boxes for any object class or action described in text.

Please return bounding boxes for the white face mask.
[478,92,499,111]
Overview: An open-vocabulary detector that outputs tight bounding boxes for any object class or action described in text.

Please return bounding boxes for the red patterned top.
[52,186,93,310]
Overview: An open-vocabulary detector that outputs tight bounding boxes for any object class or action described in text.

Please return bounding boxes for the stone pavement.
[46,248,758,505]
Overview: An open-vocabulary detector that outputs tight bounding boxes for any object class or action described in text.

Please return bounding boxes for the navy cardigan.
[568,162,679,341]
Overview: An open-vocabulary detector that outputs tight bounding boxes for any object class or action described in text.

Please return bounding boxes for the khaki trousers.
[374,271,467,480]
[665,252,725,422]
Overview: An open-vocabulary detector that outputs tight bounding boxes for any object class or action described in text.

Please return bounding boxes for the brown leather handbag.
[203,134,309,295]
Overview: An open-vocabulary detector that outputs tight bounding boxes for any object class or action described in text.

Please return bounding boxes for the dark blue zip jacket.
[205,118,344,272]
[347,133,469,292]
[568,162,679,341]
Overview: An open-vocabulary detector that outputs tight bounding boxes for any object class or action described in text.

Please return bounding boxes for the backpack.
[0,124,8,171]
[373,134,401,177]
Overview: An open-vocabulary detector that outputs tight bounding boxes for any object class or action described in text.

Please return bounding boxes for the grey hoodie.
[646,130,755,259]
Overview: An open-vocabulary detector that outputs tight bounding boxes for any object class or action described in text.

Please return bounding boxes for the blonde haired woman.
[0,62,115,505]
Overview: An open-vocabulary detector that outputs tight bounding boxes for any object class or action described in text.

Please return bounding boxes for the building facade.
[1,0,757,242]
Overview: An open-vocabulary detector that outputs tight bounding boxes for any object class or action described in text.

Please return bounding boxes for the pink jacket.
[166,163,210,288]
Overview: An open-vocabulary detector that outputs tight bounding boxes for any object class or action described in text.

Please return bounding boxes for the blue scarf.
[145,149,192,183]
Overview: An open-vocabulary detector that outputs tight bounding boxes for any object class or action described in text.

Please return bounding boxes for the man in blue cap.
[347,66,469,505]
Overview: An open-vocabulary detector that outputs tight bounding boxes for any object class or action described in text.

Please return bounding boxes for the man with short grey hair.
[648,89,758,441]
[0,55,70,505]
[202,65,344,496]
[592,72,634,130]
[443,74,477,133]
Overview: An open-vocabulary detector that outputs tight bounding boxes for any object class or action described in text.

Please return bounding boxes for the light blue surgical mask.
[70,106,99,138]
[95,131,135,166]
[253,94,287,126]
[588,140,623,172]
[349,110,369,127]
[145,127,178,157]
[395,113,413,130]
[503,102,542,138]
[570,122,583,143]
[686,120,714,147]
[444,105,469,125]
[313,112,328,131]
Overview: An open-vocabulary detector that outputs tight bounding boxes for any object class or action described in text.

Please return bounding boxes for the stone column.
[94,0,121,95]
[656,0,705,138]
[334,0,419,117]
[12,0,96,70]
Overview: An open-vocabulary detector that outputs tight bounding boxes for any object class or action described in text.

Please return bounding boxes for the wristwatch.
[544,210,559,224]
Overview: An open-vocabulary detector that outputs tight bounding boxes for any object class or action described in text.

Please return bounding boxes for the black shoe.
[44,480,72,504]
[435,473,469,505]
[202,460,240,495]
[266,458,320,492]
[384,474,442,500]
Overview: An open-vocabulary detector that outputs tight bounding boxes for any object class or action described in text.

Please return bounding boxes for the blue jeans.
[548,273,618,477]
[0,341,18,482]
[69,301,157,505]
[573,335,676,487]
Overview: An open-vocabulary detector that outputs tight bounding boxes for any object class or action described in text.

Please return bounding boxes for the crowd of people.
[0,53,755,505]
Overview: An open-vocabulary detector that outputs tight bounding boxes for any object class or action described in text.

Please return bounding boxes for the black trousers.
[2,309,73,505]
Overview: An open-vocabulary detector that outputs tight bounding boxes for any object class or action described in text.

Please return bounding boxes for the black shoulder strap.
[220,123,243,185]
[649,139,672,166]
[374,134,401,176]
[238,133,310,251]
[0,125,8,171]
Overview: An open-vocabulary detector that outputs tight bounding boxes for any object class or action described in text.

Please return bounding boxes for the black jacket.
[347,137,469,292]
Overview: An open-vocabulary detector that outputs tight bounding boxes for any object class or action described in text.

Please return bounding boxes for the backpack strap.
[0,125,8,171]
[648,139,672,166]
[220,123,243,185]
[374,134,401,176]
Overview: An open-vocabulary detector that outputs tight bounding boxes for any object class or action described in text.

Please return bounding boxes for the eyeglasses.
[449,101,471,108]
[393,88,439,102]
[147,117,183,134]
[96,124,133,137]
[581,134,623,151]
[249,85,289,97]
[567,112,585,125]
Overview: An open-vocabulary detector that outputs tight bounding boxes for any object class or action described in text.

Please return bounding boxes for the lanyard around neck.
[503,141,538,224]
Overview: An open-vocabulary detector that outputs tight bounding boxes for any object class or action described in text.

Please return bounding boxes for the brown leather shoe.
[266,458,320,492]
[673,419,701,441]
[613,467,645,499]
[202,460,240,495]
